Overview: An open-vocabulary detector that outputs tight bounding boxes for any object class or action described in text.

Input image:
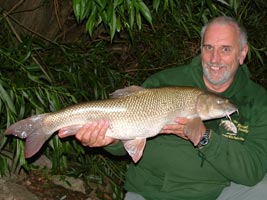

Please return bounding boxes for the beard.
[203,62,231,85]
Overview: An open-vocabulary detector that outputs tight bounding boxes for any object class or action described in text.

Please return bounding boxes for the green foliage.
[0,16,128,196]
[0,0,266,198]
[72,0,153,40]
[0,16,127,196]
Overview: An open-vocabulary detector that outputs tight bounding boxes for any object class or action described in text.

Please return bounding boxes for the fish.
[5,86,237,163]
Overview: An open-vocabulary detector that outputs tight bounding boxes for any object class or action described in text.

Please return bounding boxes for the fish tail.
[5,113,52,158]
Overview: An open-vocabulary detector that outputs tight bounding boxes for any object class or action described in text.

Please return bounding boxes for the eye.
[216,99,224,104]
[203,45,213,51]
[221,46,232,53]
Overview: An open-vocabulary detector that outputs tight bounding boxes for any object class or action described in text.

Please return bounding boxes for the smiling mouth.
[211,66,222,71]
[211,65,223,68]
[207,62,227,68]
[208,64,228,73]
[209,66,225,75]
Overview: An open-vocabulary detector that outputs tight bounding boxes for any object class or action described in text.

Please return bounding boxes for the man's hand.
[59,120,118,147]
[160,117,206,146]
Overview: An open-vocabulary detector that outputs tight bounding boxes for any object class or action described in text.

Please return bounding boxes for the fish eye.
[216,99,224,104]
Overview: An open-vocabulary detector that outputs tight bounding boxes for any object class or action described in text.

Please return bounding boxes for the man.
[59,16,267,199]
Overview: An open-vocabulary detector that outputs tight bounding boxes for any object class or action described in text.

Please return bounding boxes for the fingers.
[183,117,206,146]
[174,117,191,125]
[160,122,188,140]
[75,120,111,147]
[160,117,206,144]
[160,124,184,134]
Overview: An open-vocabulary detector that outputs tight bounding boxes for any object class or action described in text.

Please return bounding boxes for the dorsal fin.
[109,85,145,98]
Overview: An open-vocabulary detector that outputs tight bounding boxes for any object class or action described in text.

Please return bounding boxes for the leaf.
[138,1,153,25]
[100,10,108,24]
[153,0,160,12]
[95,0,107,9]
[110,7,117,40]
[129,1,135,29]
[136,11,142,31]
[169,0,175,12]
[27,72,43,84]
[217,0,230,6]
[72,0,82,22]
[163,0,169,11]
[21,90,44,113]
[107,1,113,22]
[85,6,97,36]
[0,136,7,151]
[0,156,8,176]
[0,84,16,114]
[18,96,25,119]
[116,16,121,32]
[36,87,46,106]
[26,64,40,72]
[73,0,92,22]
[19,50,31,63]
[82,0,93,19]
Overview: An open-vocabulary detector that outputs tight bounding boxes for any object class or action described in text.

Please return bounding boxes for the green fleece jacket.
[104,56,267,200]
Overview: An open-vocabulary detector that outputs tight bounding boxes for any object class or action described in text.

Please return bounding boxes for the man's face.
[201,23,248,87]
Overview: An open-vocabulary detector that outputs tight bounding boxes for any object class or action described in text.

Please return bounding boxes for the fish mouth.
[225,108,238,121]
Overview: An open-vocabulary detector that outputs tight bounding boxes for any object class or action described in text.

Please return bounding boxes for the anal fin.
[123,138,146,163]
[184,117,203,146]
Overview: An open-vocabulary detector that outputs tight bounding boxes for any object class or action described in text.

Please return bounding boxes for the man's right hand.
[59,120,118,147]
[160,117,206,146]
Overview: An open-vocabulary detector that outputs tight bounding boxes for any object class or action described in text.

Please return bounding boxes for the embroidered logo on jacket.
[220,119,248,142]
[220,120,237,135]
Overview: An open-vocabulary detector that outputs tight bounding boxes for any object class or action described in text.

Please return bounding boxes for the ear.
[239,44,248,65]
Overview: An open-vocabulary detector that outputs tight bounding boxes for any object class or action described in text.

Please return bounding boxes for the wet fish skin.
[5,86,237,163]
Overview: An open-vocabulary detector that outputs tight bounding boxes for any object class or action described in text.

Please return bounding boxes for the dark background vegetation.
[0,0,266,199]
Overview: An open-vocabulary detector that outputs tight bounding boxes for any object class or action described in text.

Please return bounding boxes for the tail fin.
[5,113,52,158]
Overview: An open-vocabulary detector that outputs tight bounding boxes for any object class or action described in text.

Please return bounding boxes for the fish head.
[196,92,238,121]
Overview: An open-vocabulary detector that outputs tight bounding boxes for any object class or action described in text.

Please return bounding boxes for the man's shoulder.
[238,76,267,111]
[151,55,201,78]
[247,80,267,99]
[142,55,201,88]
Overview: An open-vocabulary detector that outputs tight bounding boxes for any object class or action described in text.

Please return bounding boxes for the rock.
[51,175,86,194]
[32,155,52,169]
[0,177,39,200]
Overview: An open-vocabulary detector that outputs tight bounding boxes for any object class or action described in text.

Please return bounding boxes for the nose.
[211,49,221,63]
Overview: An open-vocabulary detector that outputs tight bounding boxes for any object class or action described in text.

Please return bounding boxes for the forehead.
[203,23,239,46]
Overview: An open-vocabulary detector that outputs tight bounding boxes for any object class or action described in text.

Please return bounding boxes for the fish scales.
[43,88,196,139]
[5,86,237,162]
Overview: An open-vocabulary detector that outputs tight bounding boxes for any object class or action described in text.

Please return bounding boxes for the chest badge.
[220,119,237,135]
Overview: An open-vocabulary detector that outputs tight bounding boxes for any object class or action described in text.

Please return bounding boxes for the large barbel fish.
[5,86,237,162]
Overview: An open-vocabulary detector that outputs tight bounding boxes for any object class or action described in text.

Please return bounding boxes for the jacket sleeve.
[201,91,267,186]
[103,141,128,156]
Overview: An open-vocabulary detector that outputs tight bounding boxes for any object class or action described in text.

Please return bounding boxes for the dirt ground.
[16,170,115,200]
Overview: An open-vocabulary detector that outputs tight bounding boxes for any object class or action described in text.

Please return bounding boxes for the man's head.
[200,16,248,92]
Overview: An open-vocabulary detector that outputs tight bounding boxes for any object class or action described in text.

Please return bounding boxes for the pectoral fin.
[184,117,204,146]
[123,138,146,163]
[58,125,83,138]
